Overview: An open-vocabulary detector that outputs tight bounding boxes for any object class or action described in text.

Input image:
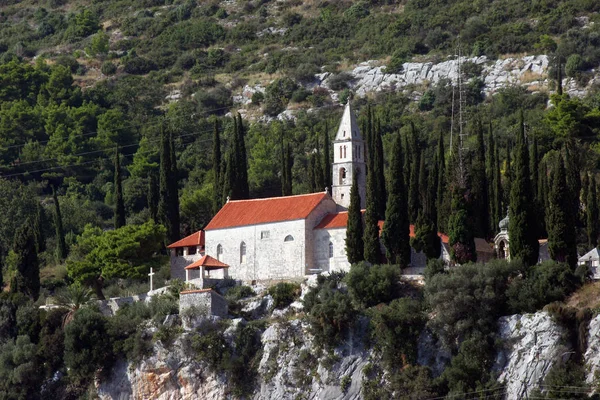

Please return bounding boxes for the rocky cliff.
[96,304,600,400]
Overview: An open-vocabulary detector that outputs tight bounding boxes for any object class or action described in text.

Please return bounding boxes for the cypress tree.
[504,142,512,207]
[148,171,159,223]
[494,143,503,224]
[508,110,539,266]
[212,118,222,214]
[530,135,539,201]
[314,135,325,191]
[436,130,446,232]
[52,185,67,260]
[548,154,577,269]
[408,123,420,223]
[11,221,40,301]
[373,119,386,219]
[538,161,548,237]
[582,172,589,222]
[284,143,293,196]
[158,121,180,242]
[33,203,46,253]
[322,122,332,192]
[487,124,499,233]
[448,187,476,264]
[557,56,563,96]
[564,144,581,223]
[381,132,411,267]
[587,175,598,248]
[364,133,381,264]
[114,148,126,229]
[281,132,288,196]
[236,113,249,199]
[308,154,316,193]
[403,132,411,197]
[222,148,235,202]
[471,120,489,238]
[345,172,364,264]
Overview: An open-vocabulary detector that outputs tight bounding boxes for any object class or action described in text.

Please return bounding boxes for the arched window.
[329,242,334,258]
[217,244,223,261]
[339,167,346,185]
[240,242,246,264]
[284,235,294,242]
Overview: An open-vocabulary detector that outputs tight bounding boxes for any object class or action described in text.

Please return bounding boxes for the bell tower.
[331,100,366,210]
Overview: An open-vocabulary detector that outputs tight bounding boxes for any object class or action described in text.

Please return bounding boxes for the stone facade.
[179,289,228,318]
[313,227,350,273]
[331,101,366,210]
[205,197,337,281]
[170,253,202,281]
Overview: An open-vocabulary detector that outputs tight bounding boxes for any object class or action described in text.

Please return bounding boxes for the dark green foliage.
[64,307,114,385]
[548,154,577,269]
[52,185,67,261]
[158,122,180,243]
[268,282,300,309]
[506,261,581,313]
[381,132,410,267]
[369,297,426,368]
[212,119,222,214]
[322,123,332,193]
[448,188,476,264]
[345,173,364,264]
[435,130,447,233]
[363,202,381,264]
[345,262,401,308]
[235,114,249,199]
[412,210,441,260]
[33,203,46,254]
[407,124,420,223]
[303,273,355,348]
[508,111,539,266]
[10,221,40,301]
[148,171,159,223]
[372,119,386,219]
[534,361,588,399]
[587,176,598,248]
[424,259,446,282]
[280,134,293,196]
[471,121,489,238]
[225,285,256,301]
[426,259,520,349]
[0,335,43,400]
[114,148,126,229]
[224,114,250,200]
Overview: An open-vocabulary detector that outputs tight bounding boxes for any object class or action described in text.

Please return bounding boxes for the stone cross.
[148,267,155,292]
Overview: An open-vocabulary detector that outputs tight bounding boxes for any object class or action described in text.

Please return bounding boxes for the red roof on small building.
[205,192,331,231]
[184,255,229,270]
[315,211,449,243]
[167,230,205,249]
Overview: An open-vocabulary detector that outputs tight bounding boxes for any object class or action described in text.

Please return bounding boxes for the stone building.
[168,101,496,282]
[493,213,550,263]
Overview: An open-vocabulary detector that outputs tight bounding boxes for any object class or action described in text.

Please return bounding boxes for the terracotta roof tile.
[205,192,331,230]
[315,212,450,243]
[184,255,229,270]
[167,230,205,249]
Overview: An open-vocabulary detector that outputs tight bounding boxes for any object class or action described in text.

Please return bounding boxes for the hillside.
[4,1,600,399]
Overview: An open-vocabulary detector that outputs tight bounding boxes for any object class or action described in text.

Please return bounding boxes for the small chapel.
[168,102,492,283]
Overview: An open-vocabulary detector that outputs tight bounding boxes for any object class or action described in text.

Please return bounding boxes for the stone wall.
[170,253,202,281]
[304,197,339,274]
[97,294,148,317]
[179,289,228,318]
[313,227,351,273]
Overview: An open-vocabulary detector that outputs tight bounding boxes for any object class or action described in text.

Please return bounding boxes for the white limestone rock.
[417,329,451,377]
[495,312,568,399]
[242,294,274,319]
[585,314,600,383]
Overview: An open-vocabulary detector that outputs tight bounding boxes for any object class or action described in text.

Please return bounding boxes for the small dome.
[499,214,509,231]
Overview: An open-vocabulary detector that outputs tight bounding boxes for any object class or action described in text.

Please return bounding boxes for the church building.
[168,101,482,283]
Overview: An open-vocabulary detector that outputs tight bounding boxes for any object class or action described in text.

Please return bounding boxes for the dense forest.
[3,0,600,398]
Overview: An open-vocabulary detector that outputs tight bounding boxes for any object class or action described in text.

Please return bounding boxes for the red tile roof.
[205,192,331,230]
[167,230,205,249]
[184,255,229,270]
[315,212,449,243]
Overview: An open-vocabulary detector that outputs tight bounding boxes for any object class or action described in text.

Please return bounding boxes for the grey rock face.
[585,314,600,384]
[495,312,568,399]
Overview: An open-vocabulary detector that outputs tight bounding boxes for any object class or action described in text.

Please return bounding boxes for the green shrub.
[369,298,426,368]
[226,285,256,301]
[345,262,401,308]
[251,91,264,105]
[340,374,352,393]
[101,61,117,76]
[268,282,301,309]
[328,72,353,91]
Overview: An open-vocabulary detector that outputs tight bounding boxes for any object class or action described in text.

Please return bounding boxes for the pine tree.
[345,172,364,264]
[508,110,539,266]
[148,171,159,223]
[114,148,126,229]
[10,220,40,301]
[587,175,598,248]
[408,122,420,223]
[212,118,222,214]
[548,154,577,269]
[52,185,67,260]
[322,122,332,192]
[381,132,411,267]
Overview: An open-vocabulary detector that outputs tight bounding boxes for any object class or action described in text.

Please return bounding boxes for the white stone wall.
[179,290,228,318]
[205,220,308,281]
[313,227,351,273]
[304,198,338,273]
[331,159,366,209]
[170,253,202,281]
